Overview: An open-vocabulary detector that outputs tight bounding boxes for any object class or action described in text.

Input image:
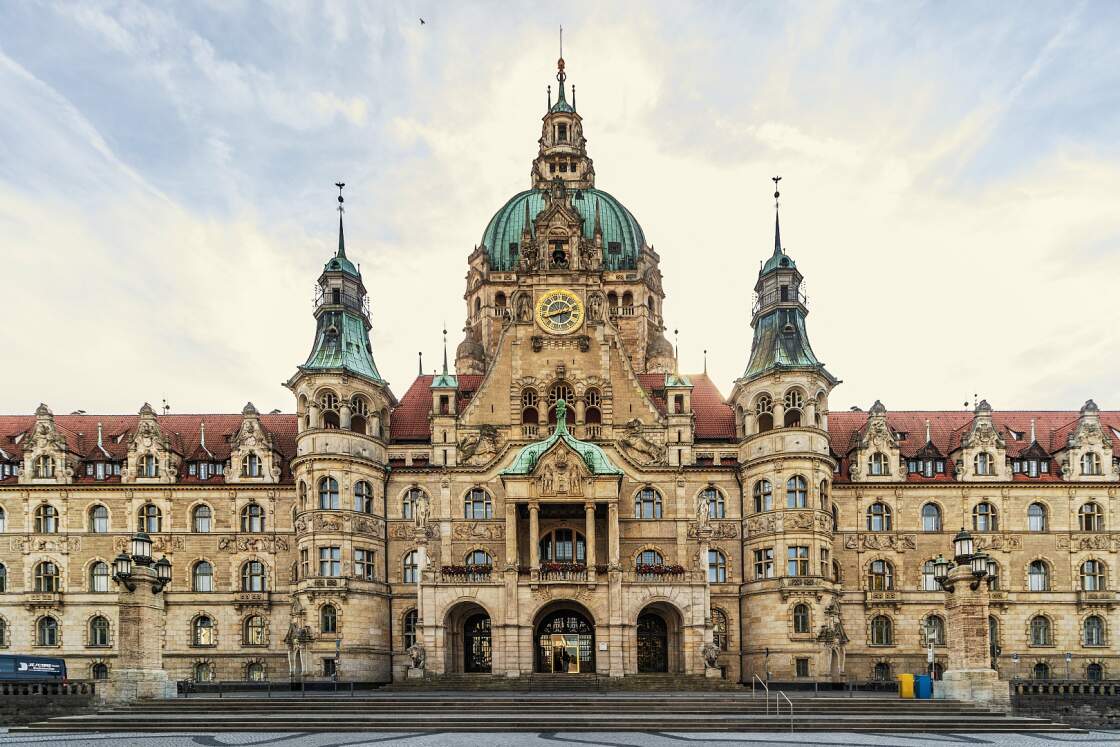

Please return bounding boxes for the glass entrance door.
[536,610,594,673]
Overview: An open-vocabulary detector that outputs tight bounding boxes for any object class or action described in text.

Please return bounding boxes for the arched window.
[319,477,340,510]
[870,616,893,646]
[924,615,945,645]
[1080,502,1105,532]
[584,388,602,432]
[466,550,493,568]
[1081,560,1105,591]
[320,605,337,634]
[1082,452,1102,476]
[34,455,54,478]
[1087,663,1104,681]
[868,452,889,476]
[635,488,662,519]
[921,503,942,532]
[987,560,1001,590]
[974,452,994,476]
[1028,560,1050,592]
[752,480,773,513]
[0,506,4,532]
[1027,503,1047,532]
[34,561,60,592]
[755,394,774,432]
[192,561,213,592]
[298,481,308,510]
[1029,616,1052,646]
[240,560,266,592]
[538,528,586,563]
[0,563,7,593]
[922,560,940,591]
[353,481,374,513]
[242,453,262,478]
[89,561,110,593]
[866,503,892,531]
[873,662,892,681]
[793,604,810,634]
[89,505,109,533]
[521,388,539,427]
[783,389,803,427]
[786,476,808,509]
[402,551,419,583]
[464,488,492,519]
[89,615,110,647]
[403,609,419,649]
[140,453,159,478]
[36,616,59,646]
[868,559,894,591]
[247,662,265,682]
[193,616,215,646]
[621,291,633,308]
[92,663,109,680]
[702,487,725,519]
[547,382,574,424]
[402,487,424,520]
[319,390,340,429]
[636,550,664,573]
[188,504,210,533]
[972,502,998,531]
[34,504,59,533]
[1032,662,1050,680]
[240,503,265,533]
[350,395,369,434]
[138,503,161,532]
[712,609,729,650]
[1084,615,1105,646]
[708,550,727,583]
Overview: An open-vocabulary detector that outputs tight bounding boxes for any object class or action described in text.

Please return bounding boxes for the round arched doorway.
[445,602,493,673]
[535,607,595,673]
[635,602,684,673]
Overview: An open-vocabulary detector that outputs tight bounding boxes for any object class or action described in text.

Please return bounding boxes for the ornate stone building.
[1,56,1119,688]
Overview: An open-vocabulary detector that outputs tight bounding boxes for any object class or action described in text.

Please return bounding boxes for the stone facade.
[1,57,1119,690]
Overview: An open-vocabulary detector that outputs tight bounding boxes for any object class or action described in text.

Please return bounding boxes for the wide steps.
[17,693,1077,733]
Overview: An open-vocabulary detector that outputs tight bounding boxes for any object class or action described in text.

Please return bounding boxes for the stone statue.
[701,642,720,669]
[406,643,427,669]
[696,492,711,526]
[588,293,603,321]
[415,493,431,530]
[620,419,663,464]
[516,293,532,322]
[458,425,500,465]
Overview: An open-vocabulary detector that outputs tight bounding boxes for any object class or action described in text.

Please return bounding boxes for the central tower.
[457,54,675,377]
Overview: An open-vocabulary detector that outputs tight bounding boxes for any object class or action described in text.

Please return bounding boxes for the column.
[339,403,352,430]
[308,403,321,430]
[106,566,174,702]
[529,502,540,570]
[505,500,518,567]
[585,502,597,582]
[938,562,1006,705]
[607,502,620,566]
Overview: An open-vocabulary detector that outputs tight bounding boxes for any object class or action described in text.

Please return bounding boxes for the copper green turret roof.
[742,308,834,383]
[302,310,384,383]
[501,400,622,476]
[323,214,360,278]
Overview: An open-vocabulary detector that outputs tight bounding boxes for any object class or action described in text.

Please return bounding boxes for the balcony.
[296,429,386,464]
[522,424,540,439]
[632,563,688,582]
[608,305,636,318]
[865,589,900,604]
[752,287,808,314]
[1078,590,1118,607]
[583,425,602,440]
[314,288,370,320]
[539,564,588,583]
[438,565,496,584]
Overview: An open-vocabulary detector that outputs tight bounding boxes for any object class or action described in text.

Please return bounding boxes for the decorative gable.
[533,441,592,498]
[849,400,901,482]
[958,400,1009,480]
[18,404,74,485]
[122,403,180,484]
[1062,400,1117,482]
[227,402,282,483]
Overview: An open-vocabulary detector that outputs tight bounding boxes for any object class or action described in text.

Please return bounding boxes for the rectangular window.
[319,547,341,577]
[753,548,774,580]
[787,546,809,577]
[188,462,197,476]
[935,460,945,474]
[354,549,376,581]
[95,463,106,480]
[300,548,309,580]
[323,658,337,678]
[556,123,568,142]
[1041,460,1049,473]
[85,463,94,476]
[820,548,830,579]
[559,161,568,172]
[607,241,622,255]
[795,658,810,678]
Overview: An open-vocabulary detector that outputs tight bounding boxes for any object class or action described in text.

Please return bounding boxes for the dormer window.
[140,454,159,478]
[242,453,262,478]
[188,461,224,480]
[907,458,946,477]
[1012,459,1048,477]
[868,452,889,476]
[35,455,54,479]
[1082,452,1103,476]
[974,452,994,476]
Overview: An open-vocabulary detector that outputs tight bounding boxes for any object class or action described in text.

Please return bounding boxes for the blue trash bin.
[914,674,933,699]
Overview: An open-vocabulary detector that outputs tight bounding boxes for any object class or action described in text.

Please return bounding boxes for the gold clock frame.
[534,288,585,335]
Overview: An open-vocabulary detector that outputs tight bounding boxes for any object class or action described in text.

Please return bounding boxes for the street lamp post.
[933,528,1008,706]
[105,532,176,703]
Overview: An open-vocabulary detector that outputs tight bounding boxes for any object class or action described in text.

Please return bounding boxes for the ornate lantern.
[131,531,153,565]
[933,554,951,582]
[952,528,974,562]
[971,552,989,577]
[112,552,133,580]
[154,556,172,583]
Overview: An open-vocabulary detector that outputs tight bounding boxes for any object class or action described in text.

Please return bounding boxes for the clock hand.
[544,307,572,318]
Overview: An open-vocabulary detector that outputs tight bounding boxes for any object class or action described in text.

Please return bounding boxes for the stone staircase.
[16,691,1078,733]
[388,672,742,691]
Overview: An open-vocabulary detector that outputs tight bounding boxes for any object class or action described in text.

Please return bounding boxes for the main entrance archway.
[445,601,492,673]
[636,613,668,672]
[535,605,595,673]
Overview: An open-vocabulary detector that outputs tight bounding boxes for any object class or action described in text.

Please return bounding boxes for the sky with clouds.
[1,1,1118,416]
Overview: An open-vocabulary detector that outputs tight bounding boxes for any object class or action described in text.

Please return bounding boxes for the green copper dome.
[502,400,622,476]
[481,189,645,272]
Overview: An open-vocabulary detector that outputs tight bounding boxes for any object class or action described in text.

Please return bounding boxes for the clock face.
[535,289,584,335]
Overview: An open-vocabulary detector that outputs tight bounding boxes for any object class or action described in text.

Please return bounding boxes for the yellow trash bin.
[897,673,915,699]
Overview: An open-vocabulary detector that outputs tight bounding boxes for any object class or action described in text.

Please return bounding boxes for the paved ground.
[0,731,1118,747]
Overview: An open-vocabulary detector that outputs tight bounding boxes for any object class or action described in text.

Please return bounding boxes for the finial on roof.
[547,84,551,110]
[572,84,576,110]
[418,351,423,376]
[199,421,206,447]
[1081,399,1100,415]
[925,418,931,444]
[442,327,449,375]
[554,398,569,435]
[161,398,170,415]
[242,402,258,416]
[97,422,104,447]
[139,402,155,417]
[554,27,569,108]
[673,329,680,375]
[35,403,51,417]
[703,349,708,375]
[335,182,347,259]
[772,176,782,257]
[975,398,991,414]
[869,399,886,416]
[1030,418,1036,443]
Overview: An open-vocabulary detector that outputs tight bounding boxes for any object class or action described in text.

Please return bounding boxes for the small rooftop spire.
[199,421,206,447]
[442,327,449,375]
[673,329,680,375]
[925,418,932,444]
[418,351,423,376]
[97,422,103,447]
[335,182,347,258]
[772,176,782,257]
[1030,418,1036,443]
[554,26,569,107]
[703,349,708,375]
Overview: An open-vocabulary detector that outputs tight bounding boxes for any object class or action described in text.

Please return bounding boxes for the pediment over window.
[848,400,901,482]
[227,402,281,484]
[18,404,75,485]
[122,403,179,484]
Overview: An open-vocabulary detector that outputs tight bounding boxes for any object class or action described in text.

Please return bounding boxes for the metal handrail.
[777,690,793,732]
[752,674,769,714]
